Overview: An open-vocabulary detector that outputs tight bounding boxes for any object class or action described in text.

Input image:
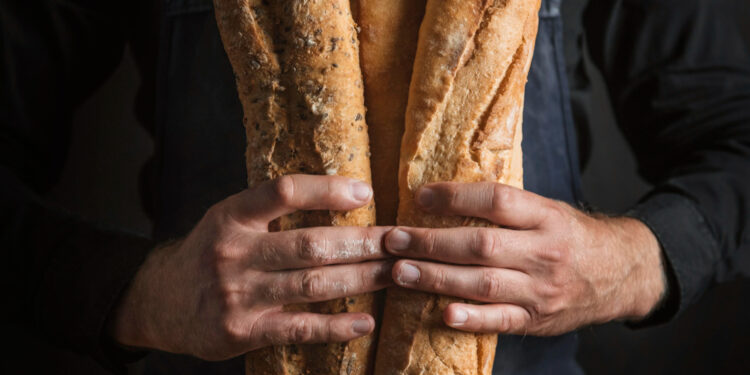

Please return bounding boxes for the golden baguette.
[375,0,541,374]
[213,0,377,373]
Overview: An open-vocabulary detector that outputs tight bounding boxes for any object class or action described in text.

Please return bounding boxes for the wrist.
[107,241,177,350]
[613,217,667,321]
[106,262,152,350]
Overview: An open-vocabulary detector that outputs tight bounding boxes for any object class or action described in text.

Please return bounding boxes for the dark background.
[40,8,750,375]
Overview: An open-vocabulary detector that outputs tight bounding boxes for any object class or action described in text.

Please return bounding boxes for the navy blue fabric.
[146,0,583,373]
[495,0,584,373]
[523,0,584,205]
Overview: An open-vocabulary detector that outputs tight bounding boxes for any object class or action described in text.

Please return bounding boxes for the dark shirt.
[1,0,749,373]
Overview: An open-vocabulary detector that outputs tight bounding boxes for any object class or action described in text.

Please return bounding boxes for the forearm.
[584,0,750,323]
[0,2,162,371]
[1,166,155,372]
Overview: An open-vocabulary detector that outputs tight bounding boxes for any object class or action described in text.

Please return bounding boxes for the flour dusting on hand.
[333,238,378,260]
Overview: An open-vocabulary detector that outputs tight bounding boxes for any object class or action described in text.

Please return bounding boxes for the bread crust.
[215,0,540,372]
[213,1,377,374]
[375,0,541,374]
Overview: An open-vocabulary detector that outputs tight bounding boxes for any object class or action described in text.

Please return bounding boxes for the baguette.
[354,0,427,226]
[213,1,377,374]
[375,0,541,374]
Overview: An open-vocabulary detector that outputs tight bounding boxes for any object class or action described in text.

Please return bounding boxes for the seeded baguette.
[213,0,377,374]
[374,0,541,374]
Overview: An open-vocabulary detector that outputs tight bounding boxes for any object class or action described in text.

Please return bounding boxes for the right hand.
[108,175,393,361]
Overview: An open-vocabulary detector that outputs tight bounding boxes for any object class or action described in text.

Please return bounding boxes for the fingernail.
[387,229,411,252]
[350,182,372,202]
[417,187,435,209]
[397,263,420,284]
[352,319,372,334]
[450,308,469,326]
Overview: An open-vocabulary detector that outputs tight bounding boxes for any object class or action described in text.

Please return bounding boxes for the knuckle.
[447,186,461,209]
[217,280,245,309]
[208,250,231,274]
[495,311,513,333]
[272,176,296,206]
[529,303,546,320]
[225,290,245,309]
[478,270,503,300]
[533,298,565,320]
[535,281,562,301]
[473,229,497,261]
[356,264,372,288]
[548,266,571,289]
[288,318,315,343]
[545,298,567,316]
[543,202,568,225]
[297,232,327,263]
[491,184,513,213]
[534,246,566,265]
[300,270,328,299]
[532,281,569,317]
[208,239,245,270]
[220,317,247,344]
[422,231,438,257]
[199,244,222,268]
[429,268,449,291]
[203,245,234,277]
[324,317,337,341]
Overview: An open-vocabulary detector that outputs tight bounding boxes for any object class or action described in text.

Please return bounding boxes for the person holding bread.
[2,0,749,374]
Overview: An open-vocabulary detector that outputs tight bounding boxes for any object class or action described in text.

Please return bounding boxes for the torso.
[147,0,583,373]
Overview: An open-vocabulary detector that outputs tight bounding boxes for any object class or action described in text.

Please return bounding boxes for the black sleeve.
[583,0,750,323]
[1,1,155,371]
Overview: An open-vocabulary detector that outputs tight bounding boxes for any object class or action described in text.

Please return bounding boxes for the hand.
[385,182,666,336]
[108,175,393,360]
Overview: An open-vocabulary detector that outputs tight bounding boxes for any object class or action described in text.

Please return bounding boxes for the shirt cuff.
[30,210,155,373]
[624,192,721,327]
[2,165,154,373]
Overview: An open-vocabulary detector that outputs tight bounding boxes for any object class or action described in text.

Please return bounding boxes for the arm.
[109,175,392,359]
[3,4,395,372]
[382,183,665,335]
[0,0,151,370]
[584,0,750,322]
[380,0,749,334]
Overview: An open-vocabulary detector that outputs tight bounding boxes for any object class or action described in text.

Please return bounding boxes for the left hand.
[385,182,666,336]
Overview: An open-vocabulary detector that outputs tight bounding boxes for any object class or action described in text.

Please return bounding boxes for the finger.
[252,311,375,348]
[443,303,531,335]
[391,260,534,305]
[385,226,537,268]
[253,226,392,271]
[226,175,373,227]
[414,182,553,229]
[260,261,393,305]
